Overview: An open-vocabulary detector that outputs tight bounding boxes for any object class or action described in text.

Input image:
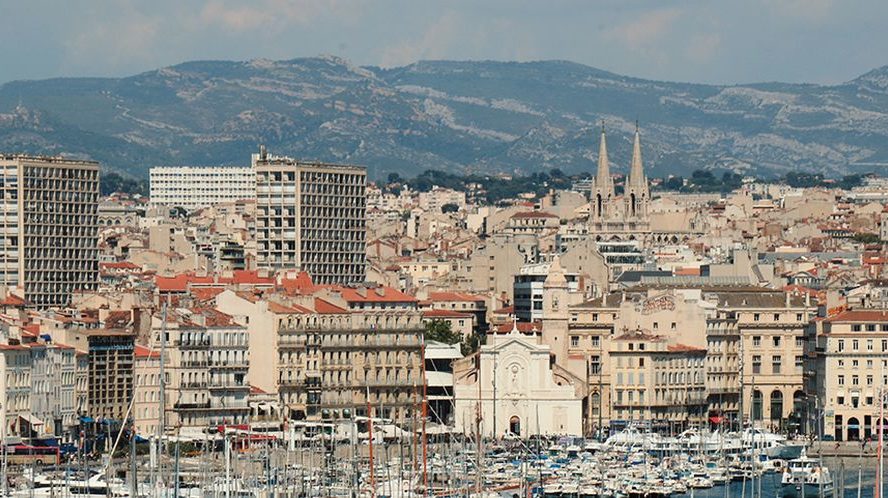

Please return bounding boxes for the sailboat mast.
[475,350,482,496]
[155,298,168,491]
[878,363,885,498]
[420,333,428,495]
[367,385,376,498]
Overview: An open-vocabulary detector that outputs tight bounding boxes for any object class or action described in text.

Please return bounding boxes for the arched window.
[752,390,763,420]
[770,391,784,421]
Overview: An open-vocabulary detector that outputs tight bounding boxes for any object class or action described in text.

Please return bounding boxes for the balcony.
[208,360,249,369]
[180,382,207,389]
[180,361,208,368]
[208,382,250,390]
[173,401,211,411]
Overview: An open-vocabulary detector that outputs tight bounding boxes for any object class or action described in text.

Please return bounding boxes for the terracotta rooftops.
[427,292,486,303]
[134,344,160,359]
[422,309,474,319]
[827,309,888,323]
[511,211,558,219]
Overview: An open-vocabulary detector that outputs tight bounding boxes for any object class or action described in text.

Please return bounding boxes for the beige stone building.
[541,283,815,435]
[133,344,161,436]
[152,308,251,432]
[275,299,424,421]
[609,332,707,427]
[458,233,538,301]
[817,309,888,441]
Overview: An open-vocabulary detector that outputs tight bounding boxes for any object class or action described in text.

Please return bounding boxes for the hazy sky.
[1,0,885,86]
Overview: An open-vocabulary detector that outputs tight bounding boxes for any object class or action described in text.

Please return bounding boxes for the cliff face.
[1,56,887,178]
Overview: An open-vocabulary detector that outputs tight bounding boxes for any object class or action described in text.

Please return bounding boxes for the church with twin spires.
[588,124,652,241]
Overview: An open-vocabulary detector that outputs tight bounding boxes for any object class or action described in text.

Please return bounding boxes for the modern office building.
[149,166,256,211]
[0,155,100,308]
[254,150,367,285]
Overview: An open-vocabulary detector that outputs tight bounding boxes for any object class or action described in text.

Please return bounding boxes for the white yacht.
[780,448,834,498]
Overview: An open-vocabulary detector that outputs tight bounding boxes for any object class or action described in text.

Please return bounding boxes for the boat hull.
[780,482,834,498]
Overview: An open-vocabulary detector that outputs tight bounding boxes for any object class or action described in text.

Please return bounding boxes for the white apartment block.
[254,152,367,285]
[818,309,888,442]
[0,155,100,308]
[149,166,256,212]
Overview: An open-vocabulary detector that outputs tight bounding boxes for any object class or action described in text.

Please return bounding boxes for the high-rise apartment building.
[0,155,100,308]
[149,166,256,212]
[254,151,367,285]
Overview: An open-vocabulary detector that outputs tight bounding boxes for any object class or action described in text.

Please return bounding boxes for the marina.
[3,423,884,498]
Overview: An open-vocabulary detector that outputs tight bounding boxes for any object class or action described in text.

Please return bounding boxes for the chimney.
[785,292,791,308]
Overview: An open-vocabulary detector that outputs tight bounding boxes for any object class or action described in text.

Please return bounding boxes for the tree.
[423,320,462,345]
[423,319,479,356]
[441,203,459,213]
[852,232,881,244]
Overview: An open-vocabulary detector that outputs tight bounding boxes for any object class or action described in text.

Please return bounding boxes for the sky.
[1,0,886,86]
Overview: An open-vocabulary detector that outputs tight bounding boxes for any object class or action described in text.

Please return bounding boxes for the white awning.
[425,371,453,387]
[19,414,43,426]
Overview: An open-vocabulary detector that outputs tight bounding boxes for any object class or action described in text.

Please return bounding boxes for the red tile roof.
[423,309,474,319]
[104,310,132,329]
[267,301,313,315]
[511,211,558,219]
[191,308,237,327]
[279,271,315,293]
[494,321,542,334]
[428,292,485,303]
[156,273,214,292]
[100,261,141,270]
[134,344,160,359]
[156,270,275,292]
[336,286,417,303]
[0,294,27,306]
[314,298,348,314]
[191,287,225,302]
[667,343,706,353]
[828,309,888,322]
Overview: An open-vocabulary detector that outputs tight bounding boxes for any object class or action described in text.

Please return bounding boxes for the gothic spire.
[595,124,614,198]
[627,121,646,187]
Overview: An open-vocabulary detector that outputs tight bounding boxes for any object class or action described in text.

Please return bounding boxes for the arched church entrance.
[509,416,521,436]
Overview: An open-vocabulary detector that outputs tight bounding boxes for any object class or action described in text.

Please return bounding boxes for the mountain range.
[1,55,887,179]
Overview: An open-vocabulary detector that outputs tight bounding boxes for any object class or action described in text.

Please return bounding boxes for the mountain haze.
[1,56,887,179]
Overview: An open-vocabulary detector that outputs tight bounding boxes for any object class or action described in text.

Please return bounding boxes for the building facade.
[152,309,251,432]
[277,304,424,422]
[254,152,367,284]
[149,166,256,212]
[0,155,100,308]
[818,310,888,441]
[86,331,135,421]
[453,326,584,437]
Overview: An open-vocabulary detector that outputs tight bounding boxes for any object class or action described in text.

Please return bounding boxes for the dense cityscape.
[3,1,888,496]
[0,124,885,495]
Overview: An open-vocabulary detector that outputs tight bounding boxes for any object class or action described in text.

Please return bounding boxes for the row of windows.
[836,374,888,387]
[836,338,888,352]
[751,336,806,348]
[750,354,804,374]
